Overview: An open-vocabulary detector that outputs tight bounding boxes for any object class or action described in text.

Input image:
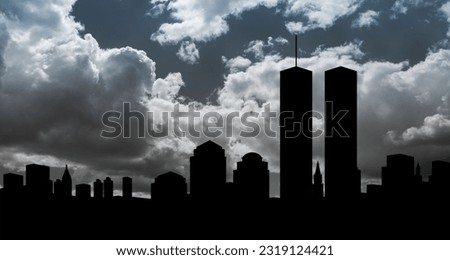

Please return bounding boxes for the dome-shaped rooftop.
[242,152,263,161]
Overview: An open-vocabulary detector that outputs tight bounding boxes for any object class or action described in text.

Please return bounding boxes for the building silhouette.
[151,171,187,200]
[26,164,52,197]
[3,173,23,194]
[61,165,72,198]
[413,163,424,194]
[313,162,323,198]
[415,163,422,183]
[429,160,450,198]
[76,184,91,199]
[94,179,103,199]
[324,67,360,198]
[233,152,269,200]
[2,140,450,239]
[2,49,450,239]
[54,179,62,198]
[366,184,383,199]
[280,65,313,200]
[190,140,226,199]
[104,177,113,199]
[382,154,415,197]
[122,177,132,198]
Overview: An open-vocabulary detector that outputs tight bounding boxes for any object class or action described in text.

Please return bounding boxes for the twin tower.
[280,65,361,200]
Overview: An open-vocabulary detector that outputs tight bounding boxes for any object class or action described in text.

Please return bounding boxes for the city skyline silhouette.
[1,63,450,239]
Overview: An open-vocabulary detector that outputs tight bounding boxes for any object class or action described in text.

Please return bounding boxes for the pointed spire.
[416,163,421,176]
[314,161,321,175]
[314,161,322,185]
[62,164,71,182]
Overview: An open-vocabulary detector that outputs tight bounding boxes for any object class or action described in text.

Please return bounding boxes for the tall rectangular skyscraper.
[280,66,313,200]
[325,67,359,198]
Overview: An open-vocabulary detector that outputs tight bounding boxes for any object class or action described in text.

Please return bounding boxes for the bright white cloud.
[150,0,278,44]
[151,72,184,100]
[352,10,380,28]
[222,56,252,73]
[151,0,363,44]
[176,41,200,64]
[285,21,306,34]
[384,49,450,146]
[386,49,450,97]
[387,114,450,145]
[284,0,363,34]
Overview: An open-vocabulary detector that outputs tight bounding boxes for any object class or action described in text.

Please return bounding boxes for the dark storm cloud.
[0,0,199,194]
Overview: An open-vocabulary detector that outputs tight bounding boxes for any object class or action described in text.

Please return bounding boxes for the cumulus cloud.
[244,36,288,60]
[151,72,184,100]
[285,21,306,34]
[2,0,450,197]
[387,114,450,145]
[441,1,450,36]
[146,0,169,18]
[150,0,278,44]
[151,0,364,44]
[0,0,201,194]
[386,49,450,96]
[352,10,380,28]
[222,56,252,74]
[391,0,429,18]
[384,49,450,147]
[284,0,363,33]
[176,41,200,64]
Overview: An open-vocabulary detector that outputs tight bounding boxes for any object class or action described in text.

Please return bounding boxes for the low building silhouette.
[122,177,132,198]
[54,179,62,198]
[76,184,91,199]
[3,173,23,194]
[104,177,113,199]
[190,140,226,200]
[429,160,450,198]
[151,172,187,200]
[94,179,103,199]
[26,164,52,197]
[382,154,415,197]
[367,184,383,199]
[233,152,269,200]
[415,163,422,183]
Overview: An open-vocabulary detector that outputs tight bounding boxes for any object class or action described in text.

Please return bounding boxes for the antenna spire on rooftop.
[295,34,298,67]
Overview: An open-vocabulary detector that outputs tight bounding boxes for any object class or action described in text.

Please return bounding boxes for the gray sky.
[0,0,450,197]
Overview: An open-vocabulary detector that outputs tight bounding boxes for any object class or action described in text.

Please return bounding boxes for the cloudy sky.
[0,0,449,197]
